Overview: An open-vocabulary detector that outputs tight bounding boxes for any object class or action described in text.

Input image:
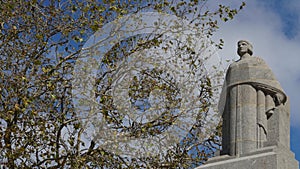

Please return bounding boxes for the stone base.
[195,146,299,169]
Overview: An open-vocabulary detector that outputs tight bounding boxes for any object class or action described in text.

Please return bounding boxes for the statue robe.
[219,56,287,156]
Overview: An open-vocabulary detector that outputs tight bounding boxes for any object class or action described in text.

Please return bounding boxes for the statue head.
[237,40,253,57]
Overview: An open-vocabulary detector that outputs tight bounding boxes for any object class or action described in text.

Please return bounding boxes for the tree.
[0,0,245,168]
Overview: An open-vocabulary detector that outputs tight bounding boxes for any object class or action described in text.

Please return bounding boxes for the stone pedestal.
[195,146,299,169]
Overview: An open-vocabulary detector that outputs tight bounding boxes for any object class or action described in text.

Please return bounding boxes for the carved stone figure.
[196,40,298,169]
[219,40,287,156]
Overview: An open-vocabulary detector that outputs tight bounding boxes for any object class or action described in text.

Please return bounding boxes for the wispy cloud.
[257,0,300,39]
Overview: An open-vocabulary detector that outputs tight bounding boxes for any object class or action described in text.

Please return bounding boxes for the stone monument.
[196,40,299,169]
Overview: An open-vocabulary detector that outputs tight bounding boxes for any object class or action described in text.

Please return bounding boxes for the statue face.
[237,41,249,56]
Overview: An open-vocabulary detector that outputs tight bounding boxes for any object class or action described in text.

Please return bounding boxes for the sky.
[71,0,300,165]
[212,0,300,164]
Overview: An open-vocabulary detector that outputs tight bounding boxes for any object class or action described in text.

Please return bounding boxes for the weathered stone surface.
[265,100,290,149]
[196,40,299,169]
[219,40,288,156]
[195,146,298,169]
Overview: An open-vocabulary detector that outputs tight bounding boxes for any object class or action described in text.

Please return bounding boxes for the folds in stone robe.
[219,56,287,156]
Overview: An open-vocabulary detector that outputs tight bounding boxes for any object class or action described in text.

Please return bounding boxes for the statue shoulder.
[229,56,266,67]
[252,56,266,64]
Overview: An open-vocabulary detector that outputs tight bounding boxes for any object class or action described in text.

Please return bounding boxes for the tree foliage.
[0,0,244,168]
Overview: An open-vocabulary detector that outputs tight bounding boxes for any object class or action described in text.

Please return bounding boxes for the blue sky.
[213,0,300,164]
[74,0,300,165]
[258,0,299,38]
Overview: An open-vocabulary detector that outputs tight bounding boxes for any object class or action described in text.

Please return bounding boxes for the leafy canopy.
[0,0,244,168]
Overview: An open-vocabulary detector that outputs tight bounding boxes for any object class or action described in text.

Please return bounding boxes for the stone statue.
[219,40,287,156]
[196,40,299,169]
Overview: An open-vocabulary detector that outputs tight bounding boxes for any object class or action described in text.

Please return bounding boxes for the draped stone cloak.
[219,56,287,156]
